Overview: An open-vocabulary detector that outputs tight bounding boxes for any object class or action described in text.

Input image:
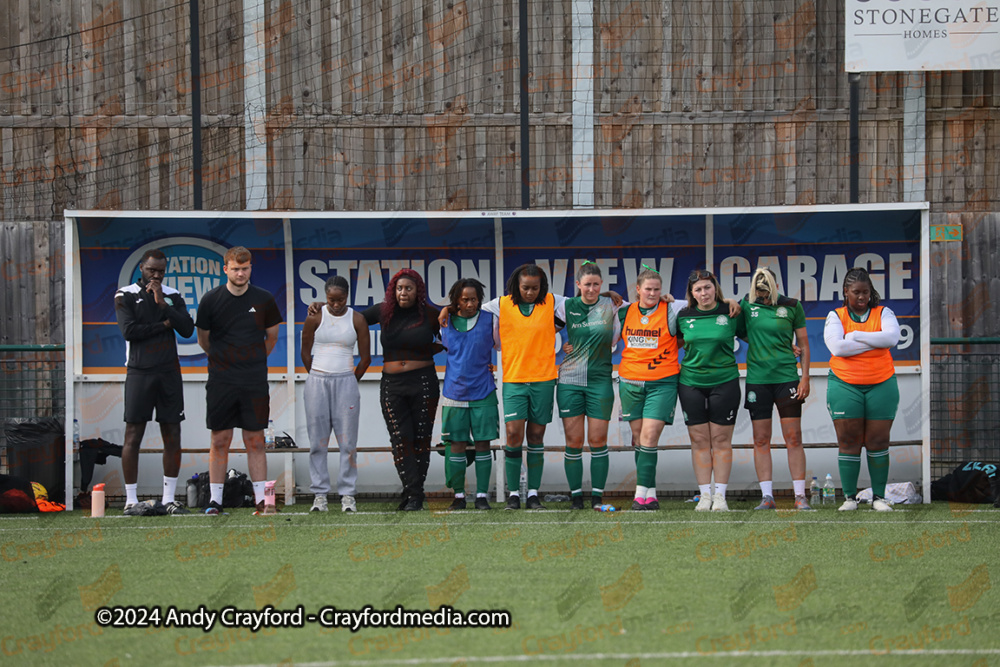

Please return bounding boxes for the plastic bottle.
[265,420,275,449]
[519,464,528,502]
[263,480,277,515]
[823,474,835,505]
[91,483,105,518]
[73,419,81,452]
[186,476,198,508]
[595,504,616,512]
[810,476,820,506]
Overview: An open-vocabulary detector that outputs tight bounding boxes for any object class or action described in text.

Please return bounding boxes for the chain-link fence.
[0,345,65,474]
[930,338,1000,479]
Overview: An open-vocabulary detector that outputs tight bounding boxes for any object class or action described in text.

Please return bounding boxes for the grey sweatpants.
[304,371,360,496]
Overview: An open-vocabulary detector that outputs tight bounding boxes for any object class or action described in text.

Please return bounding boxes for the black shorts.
[205,380,269,431]
[745,381,803,421]
[678,378,741,426]
[124,370,185,424]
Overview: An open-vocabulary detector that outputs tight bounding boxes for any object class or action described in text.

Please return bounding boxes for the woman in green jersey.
[558,262,621,509]
[742,268,812,511]
[677,270,746,512]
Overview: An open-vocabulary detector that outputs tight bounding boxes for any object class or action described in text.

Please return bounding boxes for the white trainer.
[695,495,713,511]
[341,495,357,513]
[711,493,729,512]
[838,498,859,511]
[310,495,328,512]
[871,498,893,512]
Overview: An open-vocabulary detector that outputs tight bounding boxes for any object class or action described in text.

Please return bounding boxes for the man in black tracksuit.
[114,249,195,514]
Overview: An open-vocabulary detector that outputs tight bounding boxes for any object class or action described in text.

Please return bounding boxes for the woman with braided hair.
[823,267,900,512]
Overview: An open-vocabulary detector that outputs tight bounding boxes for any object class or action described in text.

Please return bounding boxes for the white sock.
[125,484,138,506]
[645,488,657,500]
[477,493,488,498]
[162,476,178,504]
[698,484,711,498]
[760,481,773,498]
[793,479,806,496]
[527,489,538,498]
[455,492,465,499]
[715,483,728,498]
[210,483,224,505]
[252,481,266,504]
[509,491,518,497]
[635,485,648,500]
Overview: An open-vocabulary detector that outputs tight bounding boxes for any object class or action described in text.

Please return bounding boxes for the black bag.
[274,432,296,449]
[193,469,255,508]
[930,461,1000,506]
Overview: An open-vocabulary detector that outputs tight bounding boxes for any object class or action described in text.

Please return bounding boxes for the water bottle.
[263,480,277,515]
[91,483,105,518]
[823,474,835,505]
[810,477,820,506]
[519,464,527,502]
[595,504,616,513]
[186,476,198,508]
[265,420,275,449]
[73,419,81,452]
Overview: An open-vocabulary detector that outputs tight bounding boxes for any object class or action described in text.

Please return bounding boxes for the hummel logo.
[135,298,143,303]
[504,413,517,418]
[249,307,257,313]
[569,311,584,316]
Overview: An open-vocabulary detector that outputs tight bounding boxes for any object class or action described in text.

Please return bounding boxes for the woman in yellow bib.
[823,268,900,512]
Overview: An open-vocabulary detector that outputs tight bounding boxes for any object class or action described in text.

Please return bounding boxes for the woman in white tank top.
[301,276,371,512]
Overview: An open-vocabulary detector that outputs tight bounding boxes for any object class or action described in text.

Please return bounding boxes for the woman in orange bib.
[823,268,900,512]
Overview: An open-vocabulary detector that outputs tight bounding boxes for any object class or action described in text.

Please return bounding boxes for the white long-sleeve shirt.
[824,306,900,358]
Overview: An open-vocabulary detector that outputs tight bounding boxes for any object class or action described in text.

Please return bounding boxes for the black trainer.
[204,500,225,515]
[591,495,603,509]
[401,497,423,511]
[474,497,491,510]
[164,501,190,515]
[571,496,585,510]
[525,495,545,510]
[448,497,467,510]
[630,498,647,511]
[644,499,660,511]
[504,494,520,510]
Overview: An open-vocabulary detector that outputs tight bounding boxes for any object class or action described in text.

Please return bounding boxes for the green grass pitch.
[1,499,998,666]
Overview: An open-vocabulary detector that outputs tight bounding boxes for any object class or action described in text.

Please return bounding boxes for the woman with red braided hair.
[361,269,443,511]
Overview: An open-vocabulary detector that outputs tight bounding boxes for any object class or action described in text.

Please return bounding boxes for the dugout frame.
[63,203,932,509]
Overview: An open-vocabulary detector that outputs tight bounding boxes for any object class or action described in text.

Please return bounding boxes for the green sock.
[634,445,640,466]
[838,453,862,498]
[564,447,583,495]
[637,446,657,488]
[504,447,522,493]
[590,445,609,496]
[526,443,545,490]
[448,456,467,494]
[475,453,492,495]
[867,449,890,498]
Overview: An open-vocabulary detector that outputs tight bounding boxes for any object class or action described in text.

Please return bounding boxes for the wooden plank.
[754,0,774,113]
[673,122,692,206]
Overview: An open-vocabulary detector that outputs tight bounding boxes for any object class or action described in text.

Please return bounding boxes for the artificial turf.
[1,499,998,666]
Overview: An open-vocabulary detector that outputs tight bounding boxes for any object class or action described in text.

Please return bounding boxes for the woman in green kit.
[741,268,812,511]
[557,262,622,509]
[677,270,746,512]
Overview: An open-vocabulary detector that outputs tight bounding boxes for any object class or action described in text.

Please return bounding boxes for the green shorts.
[826,372,899,421]
[557,380,615,421]
[619,375,679,424]
[502,380,556,424]
[441,391,500,443]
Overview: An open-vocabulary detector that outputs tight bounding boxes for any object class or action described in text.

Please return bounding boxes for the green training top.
[740,296,806,384]
[559,296,617,387]
[677,302,745,387]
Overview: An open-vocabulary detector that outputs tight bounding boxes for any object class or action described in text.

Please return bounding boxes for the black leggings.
[380,366,440,502]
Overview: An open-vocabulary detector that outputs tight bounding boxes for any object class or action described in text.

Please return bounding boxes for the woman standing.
[616,268,680,511]
[301,276,371,513]
[559,262,621,509]
[824,267,899,512]
[444,264,566,510]
[741,268,812,511]
[440,278,499,510]
[364,269,442,511]
[677,270,745,512]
